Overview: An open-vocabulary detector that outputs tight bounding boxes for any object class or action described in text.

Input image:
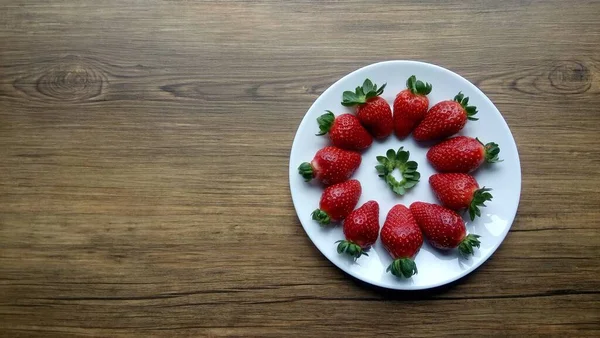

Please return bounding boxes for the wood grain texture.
[1,0,599,336]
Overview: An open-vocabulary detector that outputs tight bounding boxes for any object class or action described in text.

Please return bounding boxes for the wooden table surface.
[1,1,599,336]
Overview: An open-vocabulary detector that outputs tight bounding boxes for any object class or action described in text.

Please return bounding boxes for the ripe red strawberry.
[342,79,393,139]
[316,111,372,151]
[312,180,362,225]
[298,146,361,186]
[336,200,380,258]
[410,202,480,256]
[393,75,432,139]
[381,204,423,278]
[429,173,493,221]
[413,92,478,141]
[427,136,501,173]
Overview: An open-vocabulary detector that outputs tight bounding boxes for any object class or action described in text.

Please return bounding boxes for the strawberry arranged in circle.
[342,79,393,139]
[410,202,480,256]
[393,75,432,139]
[312,180,362,225]
[298,146,361,186]
[316,111,372,151]
[413,92,478,141]
[336,200,380,258]
[429,173,493,221]
[427,136,501,173]
[381,204,423,278]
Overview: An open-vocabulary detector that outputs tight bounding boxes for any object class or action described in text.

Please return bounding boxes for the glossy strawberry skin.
[343,201,380,248]
[315,180,361,223]
[381,204,423,259]
[409,202,467,250]
[413,100,466,141]
[393,89,429,139]
[329,114,373,151]
[429,173,493,221]
[356,97,394,139]
[427,136,492,173]
[298,146,361,186]
[429,173,479,210]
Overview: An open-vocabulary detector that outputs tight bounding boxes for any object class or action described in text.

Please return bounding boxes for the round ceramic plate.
[289,61,521,290]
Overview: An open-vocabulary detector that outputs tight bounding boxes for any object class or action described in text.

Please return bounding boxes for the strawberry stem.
[341,78,386,107]
[406,75,432,95]
[453,92,478,121]
[469,187,493,221]
[298,162,314,182]
[375,147,420,195]
[311,209,331,225]
[477,138,502,163]
[387,258,418,278]
[336,240,368,259]
[316,111,335,136]
[458,234,481,256]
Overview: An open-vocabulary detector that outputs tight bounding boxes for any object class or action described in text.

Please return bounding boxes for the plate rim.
[288,60,522,290]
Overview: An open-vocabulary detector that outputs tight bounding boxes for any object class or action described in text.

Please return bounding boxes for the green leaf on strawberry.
[458,234,481,257]
[469,187,493,221]
[335,240,368,259]
[477,137,502,163]
[315,111,335,136]
[387,258,418,279]
[406,75,432,95]
[375,147,420,195]
[341,78,386,106]
[454,92,478,121]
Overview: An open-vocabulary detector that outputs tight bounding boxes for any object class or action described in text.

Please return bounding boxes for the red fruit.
[337,201,380,258]
[393,75,432,139]
[413,92,478,141]
[381,204,423,278]
[429,173,493,221]
[298,146,361,186]
[316,111,372,151]
[427,136,501,173]
[341,79,393,139]
[410,202,480,256]
[312,180,362,225]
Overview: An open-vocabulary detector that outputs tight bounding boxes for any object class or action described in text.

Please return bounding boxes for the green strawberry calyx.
[336,240,368,259]
[469,187,493,221]
[477,138,502,163]
[375,147,420,195]
[458,234,481,257]
[341,78,386,106]
[406,75,432,95]
[311,209,331,226]
[387,257,418,278]
[453,92,478,121]
[316,111,335,136]
[298,162,314,182]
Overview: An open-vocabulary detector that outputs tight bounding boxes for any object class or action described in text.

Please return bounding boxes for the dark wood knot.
[25,55,106,102]
[548,61,592,95]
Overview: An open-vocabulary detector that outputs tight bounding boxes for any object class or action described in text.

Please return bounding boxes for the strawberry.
[429,173,493,221]
[298,146,361,186]
[341,79,393,139]
[312,179,362,225]
[410,202,480,256]
[427,136,501,173]
[316,111,372,151]
[336,200,380,258]
[381,204,423,278]
[393,75,432,139]
[413,92,478,141]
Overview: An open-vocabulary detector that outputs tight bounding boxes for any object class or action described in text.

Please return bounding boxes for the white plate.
[288,60,521,290]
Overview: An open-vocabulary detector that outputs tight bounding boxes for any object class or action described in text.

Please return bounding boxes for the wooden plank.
[1,0,599,336]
